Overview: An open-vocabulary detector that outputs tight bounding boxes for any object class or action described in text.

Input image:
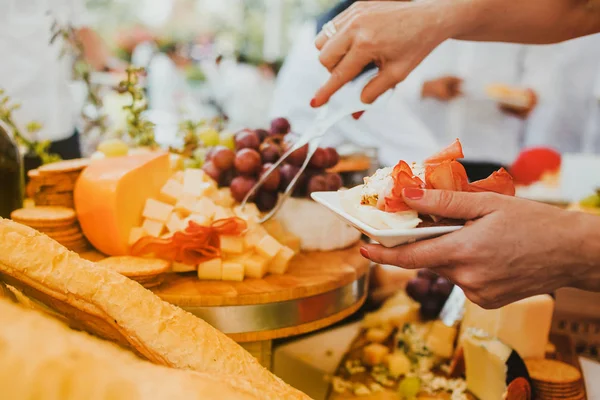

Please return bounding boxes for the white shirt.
[0,0,88,142]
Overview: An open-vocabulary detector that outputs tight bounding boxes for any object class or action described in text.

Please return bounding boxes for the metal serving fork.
[241,71,394,223]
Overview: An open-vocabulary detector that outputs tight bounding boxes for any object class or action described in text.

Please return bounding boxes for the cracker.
[34,192,75,208]
[11,207,76,225]
[37,158,90,175]
[97,256,171,277]
[43,226,82,238]
[525,359,582,384]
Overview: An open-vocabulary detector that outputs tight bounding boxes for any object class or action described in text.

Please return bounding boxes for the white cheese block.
[222,262,244,281]
[172,262,197,273]
[166,213,185,233]
[142,219,165,238]
[142,199,174,223]
[459,295,554,359]
[220,235,245,254]
[182,168,209,197]
[197,258,222,280]
[174,195,198,217]
[276,197,362,252]
[268,246,295,275]
[255,235,283,259]
[425,320,457,359]
[160,179,184,204]
[193,197,218,219]
[462,328,530,400]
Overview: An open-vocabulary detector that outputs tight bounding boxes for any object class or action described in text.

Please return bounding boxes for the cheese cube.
[459,295,554,359]
[233,204,261,223]
[362,304,420,329]
[366,327,392,343]
[212,188,235,208]
[268,246,295,275]
[174,195,197,217]
[222,262,244,281]
[142,199,174,223]
[362,343,389,366]
[170,153,184,171]
[279,234,301,254]
[213,206,234,221]
[185,214,210,226]
[197,258,222,280]
[244,254,269,279]
[255,235,283,259]
[425,320,457,359]
[173,170,184,183]
[220,235,244,254]
[182,168,207,197]
[166,212,185,233]
[193,197,218,219]
[160,179,184,204]
[244,225,268,249]
[128,227,146,246]
[172,262,196,273]
[263,219,286,241]
[385,352,411,378]
[142,219,165,237]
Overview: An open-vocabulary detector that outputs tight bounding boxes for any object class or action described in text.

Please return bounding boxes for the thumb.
[402,188,498,220]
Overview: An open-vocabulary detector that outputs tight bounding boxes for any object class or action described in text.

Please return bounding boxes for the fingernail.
[403,187,424,200]
[310,98,317,108]
[360,247,370,258]
[352,111,365,120]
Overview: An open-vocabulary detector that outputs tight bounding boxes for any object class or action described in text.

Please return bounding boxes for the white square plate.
[311,191,462,248]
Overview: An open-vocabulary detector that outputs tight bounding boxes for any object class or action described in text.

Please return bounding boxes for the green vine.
[50,21,108,137]
[0,89,61,164]
[117,66,157,147]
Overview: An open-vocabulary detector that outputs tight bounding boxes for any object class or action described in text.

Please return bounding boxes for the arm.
[312,0,600,106]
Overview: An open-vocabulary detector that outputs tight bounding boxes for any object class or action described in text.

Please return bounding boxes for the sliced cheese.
[74,152,171,256]
[462,328,530,400]
[268,246,295,275]
[213,206,234,221]
[142,219,165,238]
[222,262,244,281]
[425,321,457,359]
[244,225,268,249]
[160,179,184,204]
[197,258,222,280]
[459,295,554,359]
[142,199,174,223]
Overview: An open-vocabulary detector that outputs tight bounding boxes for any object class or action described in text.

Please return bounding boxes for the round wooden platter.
[80,243,370,343]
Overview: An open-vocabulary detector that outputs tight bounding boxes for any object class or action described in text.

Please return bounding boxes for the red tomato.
[510,147,561,186]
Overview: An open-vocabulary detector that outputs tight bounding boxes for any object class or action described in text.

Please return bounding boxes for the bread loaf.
[0,218,309,400]
[0,299,262,399]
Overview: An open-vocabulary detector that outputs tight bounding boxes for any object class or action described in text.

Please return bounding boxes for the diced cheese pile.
[129,168,301,282]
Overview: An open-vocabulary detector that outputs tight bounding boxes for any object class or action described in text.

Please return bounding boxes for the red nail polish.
[360,247,369,258]
[352,111,365,120]
[403,187,424,200]
[310,98,317,108]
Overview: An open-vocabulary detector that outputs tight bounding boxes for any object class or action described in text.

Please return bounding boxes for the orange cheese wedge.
[74,152,171,256]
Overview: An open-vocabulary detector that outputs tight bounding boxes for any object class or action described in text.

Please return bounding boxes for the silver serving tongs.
[439,286,467,327]
[241,71,394,223]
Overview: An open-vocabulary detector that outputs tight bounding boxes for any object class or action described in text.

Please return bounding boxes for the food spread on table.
[340,139,515,230]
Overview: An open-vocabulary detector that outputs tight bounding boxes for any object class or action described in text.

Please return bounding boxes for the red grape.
[202,161,221,183]
[431,277,454,299]
[255,190,278,211]
[235,130,260,150]
[285,143,309,167]
[420,298,443,320]
[234,148,262,176]
[279,164,300,192]
[255,129,269,142]
[211,145,235,170]
[229,176,257,203]
[406,277,431,302]
[270,117,291,135]
[260,163,281,192]
[309,148,328,169]
[324,147,340,168]
[220,169,235,187]
[205,147,216,162]
[324,173,343,191]
[417,269,438,281]
[307,174,327,195]
[259,142,282,163]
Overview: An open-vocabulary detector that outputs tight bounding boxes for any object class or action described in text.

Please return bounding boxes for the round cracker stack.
[97,256,171,289]
[10,206,90,253]
[525,359,586,400]
[27,159,90,208]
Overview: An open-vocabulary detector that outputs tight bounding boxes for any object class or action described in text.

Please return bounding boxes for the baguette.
[0,298,260,400]
[0,219,309,400]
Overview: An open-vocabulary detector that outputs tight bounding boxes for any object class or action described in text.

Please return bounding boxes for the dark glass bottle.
[0,123,23,218]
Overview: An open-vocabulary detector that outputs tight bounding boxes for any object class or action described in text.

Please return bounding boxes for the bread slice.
[0,218,308,400]
[0,298,261,400]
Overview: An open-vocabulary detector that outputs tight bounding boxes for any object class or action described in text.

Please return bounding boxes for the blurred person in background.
[271,0,600,180]
[0,0,118,160]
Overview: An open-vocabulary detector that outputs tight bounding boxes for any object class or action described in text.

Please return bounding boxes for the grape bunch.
[406,269,454,320]
[201,117,343,212]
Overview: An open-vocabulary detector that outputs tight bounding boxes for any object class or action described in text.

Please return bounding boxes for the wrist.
[417,0,479,41]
